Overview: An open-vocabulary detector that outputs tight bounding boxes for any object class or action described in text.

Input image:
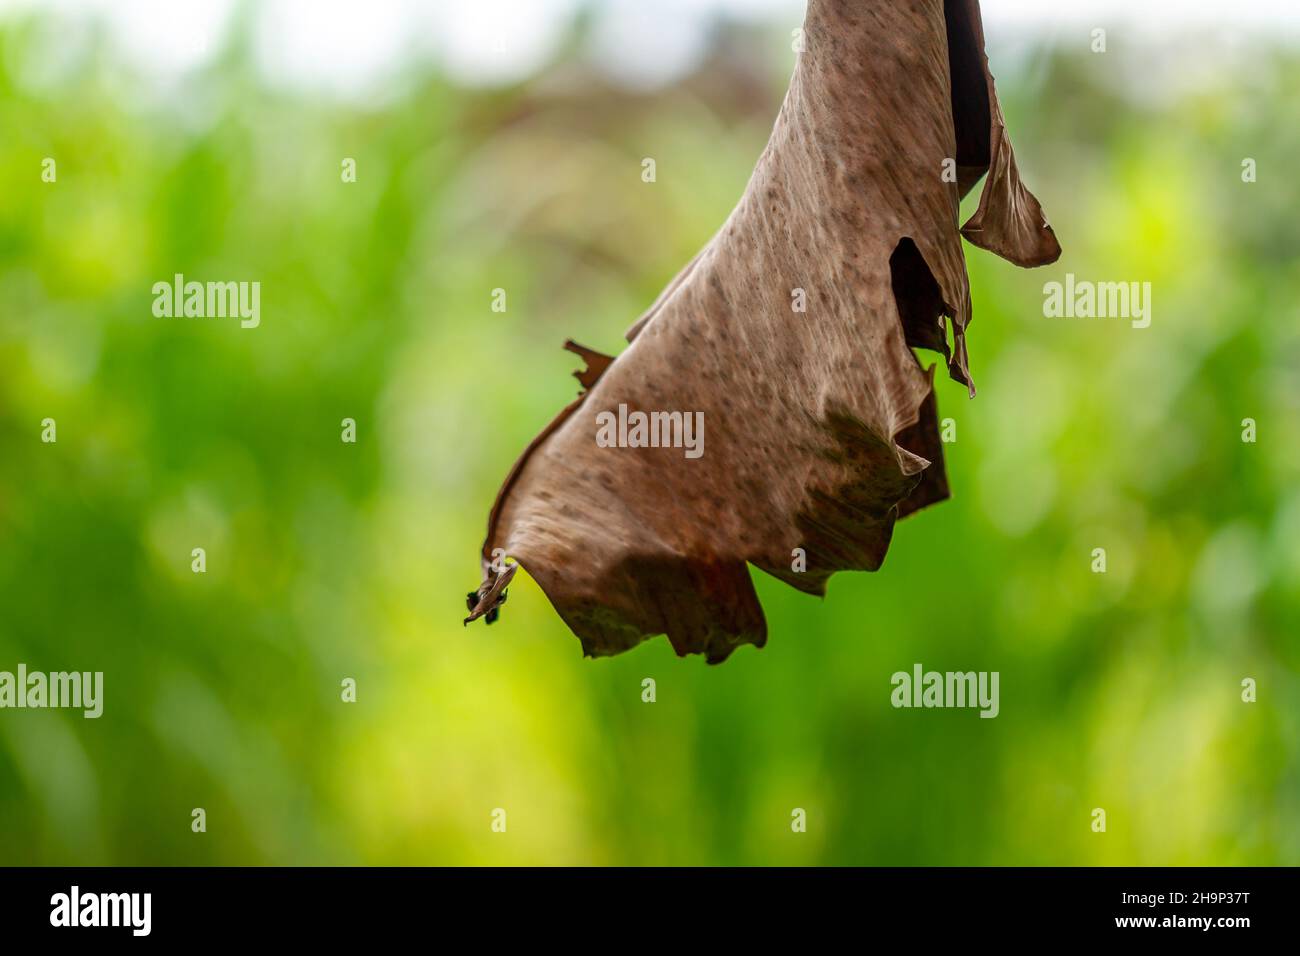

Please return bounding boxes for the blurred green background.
[1,1,1298,865]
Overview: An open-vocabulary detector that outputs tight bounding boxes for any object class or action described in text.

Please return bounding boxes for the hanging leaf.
[466,0,1060,662]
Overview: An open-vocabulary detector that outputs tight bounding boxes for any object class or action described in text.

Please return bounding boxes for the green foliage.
[1,18,1297,864]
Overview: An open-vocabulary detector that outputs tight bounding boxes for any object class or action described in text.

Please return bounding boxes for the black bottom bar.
[0,867,1289,941]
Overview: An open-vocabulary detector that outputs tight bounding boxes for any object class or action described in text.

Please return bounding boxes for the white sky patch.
[254,0,415,98]
[1,0,236,76]
[0,0,1295,92]
[426,0,581,87]
[589,0,713,90]
[980,0,1300,31]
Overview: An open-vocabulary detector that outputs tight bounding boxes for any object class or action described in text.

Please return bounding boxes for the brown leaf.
[466,0,1060,662]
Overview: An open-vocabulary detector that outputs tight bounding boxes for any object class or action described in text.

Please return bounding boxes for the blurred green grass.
[1,14,1298,865]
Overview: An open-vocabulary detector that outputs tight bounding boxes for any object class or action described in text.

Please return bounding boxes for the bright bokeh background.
[1,1,1298,865]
